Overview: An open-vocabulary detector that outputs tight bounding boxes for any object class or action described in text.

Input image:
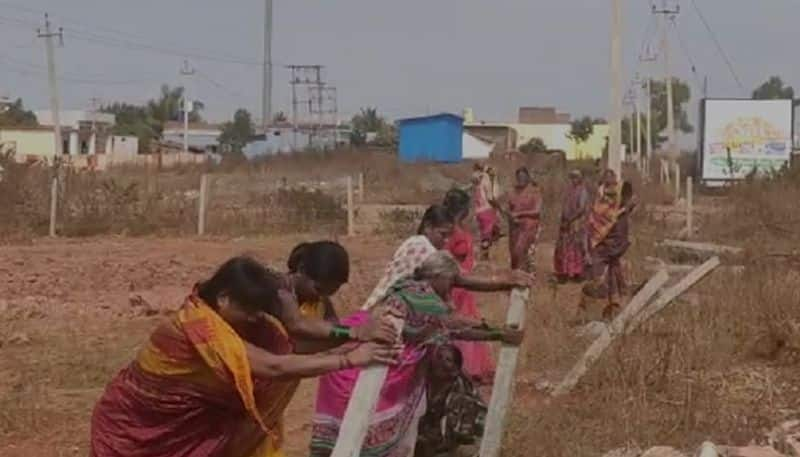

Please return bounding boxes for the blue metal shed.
[397,113,463,163]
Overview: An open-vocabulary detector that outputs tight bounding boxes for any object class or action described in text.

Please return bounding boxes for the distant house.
[162,122,222,153]
[0,127,58,161]
[464,106,609,161]
[397,113,463,163]
[34,109,115,155]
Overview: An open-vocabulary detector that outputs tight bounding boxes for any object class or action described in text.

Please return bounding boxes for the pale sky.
[0,0,797,130]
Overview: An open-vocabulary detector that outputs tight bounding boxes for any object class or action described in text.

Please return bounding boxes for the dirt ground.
[0,234,569,457]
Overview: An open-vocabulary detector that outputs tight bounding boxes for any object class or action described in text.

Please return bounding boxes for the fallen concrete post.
[551,270,670,397]
[660,239,743,255]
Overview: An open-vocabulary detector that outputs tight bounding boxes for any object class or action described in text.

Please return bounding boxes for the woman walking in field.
[495,167,543,273]
[554,170,590,282]
[586,170,638,317]
[472,163,500,260]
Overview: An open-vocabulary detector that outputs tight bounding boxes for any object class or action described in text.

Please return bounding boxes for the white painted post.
[358,172,365,204]
[347,176,355,237]
[673,162,681,200]
[49,177,57,237]
[197,174,208,236]
[330,317,404,457]
[479,288,529,457]
[552,270,670,397]
[686,177,693,239]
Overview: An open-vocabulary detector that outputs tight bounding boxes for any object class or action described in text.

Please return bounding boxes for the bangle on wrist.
[330,324,352,340]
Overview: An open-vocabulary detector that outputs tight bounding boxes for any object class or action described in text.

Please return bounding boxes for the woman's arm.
[245,341,401,380]
[278,290,397,344]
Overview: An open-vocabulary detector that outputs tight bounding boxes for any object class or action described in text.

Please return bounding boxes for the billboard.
[700,99,794,181]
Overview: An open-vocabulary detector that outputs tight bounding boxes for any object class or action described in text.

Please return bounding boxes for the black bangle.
[330,324,352,339]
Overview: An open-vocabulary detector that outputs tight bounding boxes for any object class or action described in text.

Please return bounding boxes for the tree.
[0,98,38,127]
[218,109,255,154]
[646,78,693,149]
[568,116,604,144]
[349,107,395,146]
[519,137,547,154]
[752,76,798,105]
[146,85,204,125]
[102,102,160,153]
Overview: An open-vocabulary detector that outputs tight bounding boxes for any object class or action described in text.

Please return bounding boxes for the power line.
[669,17,703,87]
[0,1,260,66]
[689,0,746,94]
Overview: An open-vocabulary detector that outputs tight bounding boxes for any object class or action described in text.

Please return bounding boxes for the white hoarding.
[701,99,793,181]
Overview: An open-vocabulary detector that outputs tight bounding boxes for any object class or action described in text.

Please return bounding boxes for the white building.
[34,109,116,156]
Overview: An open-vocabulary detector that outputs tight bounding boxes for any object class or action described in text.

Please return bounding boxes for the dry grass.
[2,151,799,456]
[501,163,800,456]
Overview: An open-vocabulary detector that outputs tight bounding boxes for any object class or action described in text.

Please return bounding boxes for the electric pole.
[635,75,642,166]
[262,0,273,132]
[608,0,624,177]
[180,59,195,154]
[654,0,679,158]
[37,14,64,158]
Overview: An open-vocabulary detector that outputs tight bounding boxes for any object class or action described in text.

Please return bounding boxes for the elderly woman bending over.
[309,251,523,457]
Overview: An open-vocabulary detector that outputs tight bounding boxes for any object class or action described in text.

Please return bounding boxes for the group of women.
[474,164,638,315]
[90,192,533,457]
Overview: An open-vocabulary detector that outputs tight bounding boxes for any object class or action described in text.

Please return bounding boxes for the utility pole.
[180,59,195,154]
[262,0,273,132]
[654,0,679,158]
[608,0,624,177]
[635,75,642,166]
[37,14,64,158]
[646,77,652,161]
[89,96,101,155]
[286,65,329,150]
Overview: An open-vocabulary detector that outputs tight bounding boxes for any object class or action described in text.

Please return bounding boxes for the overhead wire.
[669,17,704,88]
[689,0,746,94]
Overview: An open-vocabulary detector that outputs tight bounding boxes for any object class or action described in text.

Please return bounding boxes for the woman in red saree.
[554,170,590,282]
[90,256,400,457]
[443,189,495,385]
[495,167,543,273]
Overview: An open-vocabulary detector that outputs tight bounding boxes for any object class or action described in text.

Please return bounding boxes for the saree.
[587,183,622,249]
[554,182,590,279]
[473,172,500,246]
[362,235,437,310]
[506,185,542,272]
[91,295,298,457]
[446,226,495,383]
[310,280,451,457]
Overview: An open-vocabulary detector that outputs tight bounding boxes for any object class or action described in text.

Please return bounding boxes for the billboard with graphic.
[700,99,794,181]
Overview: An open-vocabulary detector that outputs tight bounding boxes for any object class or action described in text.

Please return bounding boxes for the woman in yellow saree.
[90,256,400,457]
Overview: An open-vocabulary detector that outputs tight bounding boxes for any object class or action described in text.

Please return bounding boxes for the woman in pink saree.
[309,252,523,457]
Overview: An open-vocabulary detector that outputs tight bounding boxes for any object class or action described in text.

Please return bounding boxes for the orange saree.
[90,294,298,457]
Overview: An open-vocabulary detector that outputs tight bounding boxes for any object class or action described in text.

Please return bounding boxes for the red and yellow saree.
[91,294,298,457]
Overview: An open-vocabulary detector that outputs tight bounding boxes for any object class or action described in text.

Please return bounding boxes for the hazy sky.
[0,0,797,128]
